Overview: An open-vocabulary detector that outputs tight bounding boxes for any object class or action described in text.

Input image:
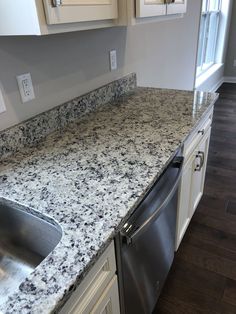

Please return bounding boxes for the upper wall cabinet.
[136,0,167,18]
[43,0,118,25]
[135,0,187,19]
[0,0,187,36]
[167,0,187,15]
[0,0,118,35]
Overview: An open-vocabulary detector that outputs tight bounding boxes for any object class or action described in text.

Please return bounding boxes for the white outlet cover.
[110,50,117,71]
[16,73,35,103]
[0,87,6,114]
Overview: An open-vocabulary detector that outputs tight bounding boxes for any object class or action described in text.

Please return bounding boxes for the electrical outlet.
[234,60,236,67]
[110,50,117,71]
[0,87,6,114]
[16,73,35,103]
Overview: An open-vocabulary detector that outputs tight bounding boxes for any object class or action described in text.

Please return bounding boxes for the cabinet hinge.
[52,0,62,7]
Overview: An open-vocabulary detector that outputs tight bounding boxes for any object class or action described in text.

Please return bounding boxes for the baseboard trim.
[224,76,236,83]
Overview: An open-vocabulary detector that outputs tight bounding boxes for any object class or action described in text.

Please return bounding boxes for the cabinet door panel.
[43,0,118,25]
[60,242,117,314]
[136,0,166,18]
[190,127,211,217]
[91,276,120,314]
[167,0,187,15]
[57,1,111,4]
[176,155,193,250]
[176,123,212,250]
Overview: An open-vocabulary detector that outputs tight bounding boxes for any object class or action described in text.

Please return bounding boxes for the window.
[197,0,221,76]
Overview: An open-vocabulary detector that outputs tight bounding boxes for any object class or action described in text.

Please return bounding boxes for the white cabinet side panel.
[0,0,41,35]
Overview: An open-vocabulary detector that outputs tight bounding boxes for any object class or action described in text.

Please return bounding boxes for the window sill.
[195,63,223,89]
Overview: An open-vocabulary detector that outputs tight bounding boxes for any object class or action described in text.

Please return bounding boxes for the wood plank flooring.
[154,83,236,314]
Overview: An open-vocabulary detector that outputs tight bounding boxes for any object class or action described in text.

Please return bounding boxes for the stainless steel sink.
[0,199,62,306]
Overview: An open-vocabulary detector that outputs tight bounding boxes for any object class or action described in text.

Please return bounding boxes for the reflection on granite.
[0,83,218,313]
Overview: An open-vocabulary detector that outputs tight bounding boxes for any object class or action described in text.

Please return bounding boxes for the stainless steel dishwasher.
[115,152,184,314]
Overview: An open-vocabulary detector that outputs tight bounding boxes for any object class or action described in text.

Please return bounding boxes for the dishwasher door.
[116,155,183,314]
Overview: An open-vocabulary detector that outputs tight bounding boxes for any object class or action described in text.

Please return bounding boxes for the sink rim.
[0,196,63,307]
[0,196,63,236]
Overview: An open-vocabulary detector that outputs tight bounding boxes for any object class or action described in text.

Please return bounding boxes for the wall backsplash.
[0,0,201,132]
[0,73,136,160]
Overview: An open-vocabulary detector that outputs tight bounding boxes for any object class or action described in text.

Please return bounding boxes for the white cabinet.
[190,128,211,217]
[60,241,120,314]
[136,0,166,18]
[90,276,120,314]
[167,0,187,15]
[0,0,118,35]
[0,0,187,35]
[43,0,118,25]
[176,108,213,250]
[134,0,187,19]
[175,154,193,248]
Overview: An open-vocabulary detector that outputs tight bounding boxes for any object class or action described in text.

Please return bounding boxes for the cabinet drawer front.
[60,242,116,314]
[43,0,118,25]
[184,107,213,161]
[91,276,120,314]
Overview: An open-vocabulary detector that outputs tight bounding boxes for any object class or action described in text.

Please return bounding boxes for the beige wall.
[0,0,201,132]
[225,0,236,77]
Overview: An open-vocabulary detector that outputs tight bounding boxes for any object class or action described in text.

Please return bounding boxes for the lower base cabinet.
[60,241,120,314]
[190,127,211,216]
[176,109,213,250]
[175,154,192,247]
[90,276,120,314]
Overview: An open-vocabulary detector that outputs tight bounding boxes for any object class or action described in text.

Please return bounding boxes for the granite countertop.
[0,78,218,313]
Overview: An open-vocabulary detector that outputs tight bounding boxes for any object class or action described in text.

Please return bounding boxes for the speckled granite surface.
[0,73,136,160]
[0,80,218,313]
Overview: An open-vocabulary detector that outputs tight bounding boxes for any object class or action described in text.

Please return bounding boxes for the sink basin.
[0,199,62,306]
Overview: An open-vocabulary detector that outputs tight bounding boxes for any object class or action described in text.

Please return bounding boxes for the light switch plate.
[110,50,117,71]
[16,73,35,103]
[0,87,6,114]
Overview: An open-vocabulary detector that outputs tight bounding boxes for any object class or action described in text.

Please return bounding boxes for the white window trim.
[197,1,221,77]
[195,63,223,89]
[195,0,233,89]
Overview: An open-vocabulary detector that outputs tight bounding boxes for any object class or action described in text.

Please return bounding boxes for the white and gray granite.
[0,80,218,313]
[0,73,137,160]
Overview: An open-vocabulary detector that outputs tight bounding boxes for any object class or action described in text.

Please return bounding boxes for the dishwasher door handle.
[122,156,184,245]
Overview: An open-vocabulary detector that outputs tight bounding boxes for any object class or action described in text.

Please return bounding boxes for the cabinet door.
[176,126,211,250]
[190,127,211,218]
[166,0,187,15]
[59,242,117,314]
[43,0,118,25]
[136,0,166,18]
[91,276,120,314]
[176,155,193,250]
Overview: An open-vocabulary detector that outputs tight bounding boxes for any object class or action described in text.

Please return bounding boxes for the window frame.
[196,0,222,77]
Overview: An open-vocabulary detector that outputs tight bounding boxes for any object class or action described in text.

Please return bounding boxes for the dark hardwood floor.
[154,83,236,314]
